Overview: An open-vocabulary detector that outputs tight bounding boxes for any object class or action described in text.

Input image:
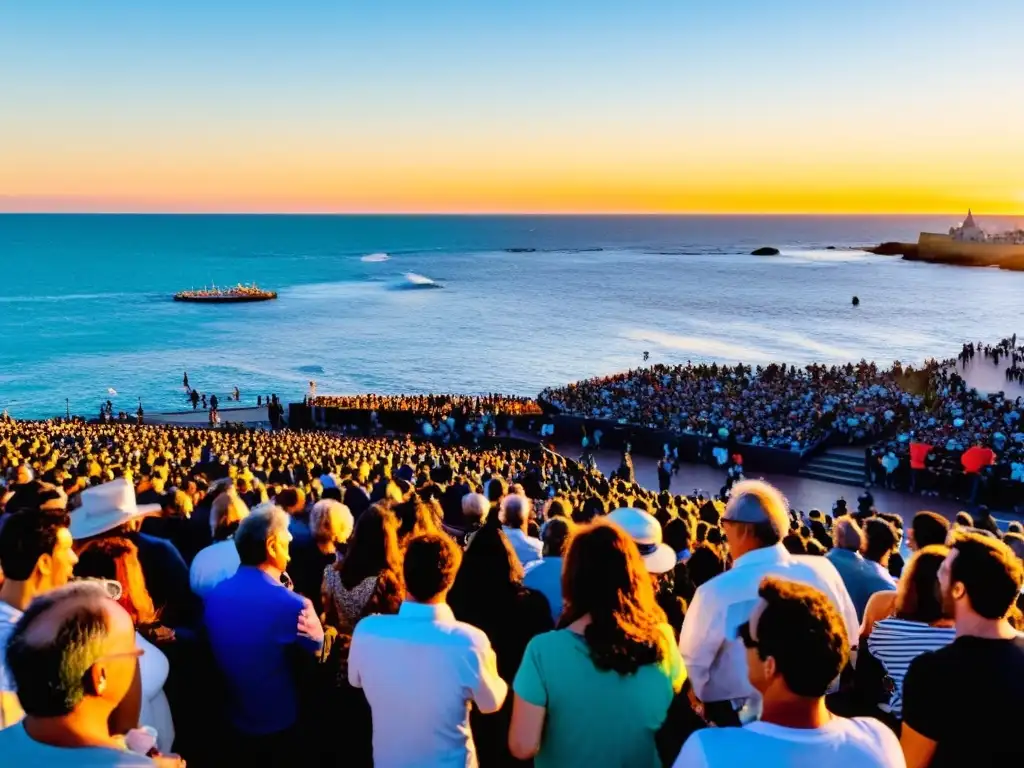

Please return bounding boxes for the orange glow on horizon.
[2,140,1021,215]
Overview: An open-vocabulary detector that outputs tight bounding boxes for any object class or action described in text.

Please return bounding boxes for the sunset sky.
[2,1,1021,214]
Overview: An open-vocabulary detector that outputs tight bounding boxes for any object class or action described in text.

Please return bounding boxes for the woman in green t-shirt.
[509,520,687,767]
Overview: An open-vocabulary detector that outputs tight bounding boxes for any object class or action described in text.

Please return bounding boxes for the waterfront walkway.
[145,406,270,426]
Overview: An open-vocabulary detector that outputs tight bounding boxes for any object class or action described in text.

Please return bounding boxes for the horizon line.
[0,210,1003,217]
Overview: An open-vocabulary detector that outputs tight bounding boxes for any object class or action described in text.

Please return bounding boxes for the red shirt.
[910,442,932,470]
[961,445,996,474]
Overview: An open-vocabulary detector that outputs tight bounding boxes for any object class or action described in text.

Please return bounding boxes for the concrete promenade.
[145,406,270,426]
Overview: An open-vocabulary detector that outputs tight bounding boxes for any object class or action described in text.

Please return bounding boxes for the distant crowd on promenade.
[308,393,543,418]
[542,360,916,450]
[542,341,1024,508]
[865,339,1024,507]
[0,413,1022,767]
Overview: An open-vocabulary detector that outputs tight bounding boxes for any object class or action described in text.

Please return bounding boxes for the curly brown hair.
[560,521,668,675]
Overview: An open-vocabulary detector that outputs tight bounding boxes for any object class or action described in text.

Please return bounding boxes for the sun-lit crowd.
[1,416,1022,768]
[309,393,543,418]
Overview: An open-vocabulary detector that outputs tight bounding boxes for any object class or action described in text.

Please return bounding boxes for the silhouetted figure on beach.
[210,393,219,411]
[190,389,200,410]
[183,371,189,389]
[201,393,207,409]
[643,350,649,361]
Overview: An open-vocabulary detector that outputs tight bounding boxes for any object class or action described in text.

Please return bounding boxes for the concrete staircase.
[799,450,865,487]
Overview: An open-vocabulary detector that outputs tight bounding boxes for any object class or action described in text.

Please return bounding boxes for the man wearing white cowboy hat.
[70,479,196,628]
[607,507,677,575]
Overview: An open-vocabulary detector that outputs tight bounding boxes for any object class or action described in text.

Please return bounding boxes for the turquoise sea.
[2,214,1023,419]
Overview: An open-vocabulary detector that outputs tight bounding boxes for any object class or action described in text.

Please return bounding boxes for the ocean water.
[1,214,1022,419]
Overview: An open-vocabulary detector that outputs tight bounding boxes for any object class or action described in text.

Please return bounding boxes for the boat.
[173,283,278,303]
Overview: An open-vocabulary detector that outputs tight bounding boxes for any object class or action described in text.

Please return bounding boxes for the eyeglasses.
[74,577,123,601]
[737,621,759,650]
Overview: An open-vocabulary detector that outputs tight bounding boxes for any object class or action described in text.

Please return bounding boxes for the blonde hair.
[310,499,354,548]
[210,492,249,537]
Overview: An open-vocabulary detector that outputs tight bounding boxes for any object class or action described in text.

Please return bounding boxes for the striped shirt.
[867,618,955,717]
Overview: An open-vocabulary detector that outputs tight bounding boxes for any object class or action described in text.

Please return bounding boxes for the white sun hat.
[607,507,676,575]
[69,478,162,540]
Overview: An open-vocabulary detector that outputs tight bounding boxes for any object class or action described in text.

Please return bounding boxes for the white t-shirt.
[0,722,154,766]
[673,717,906,768]
[189,539,240,598]
[136,633,174,754]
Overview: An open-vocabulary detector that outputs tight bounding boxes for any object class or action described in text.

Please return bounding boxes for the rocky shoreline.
[863,242,1024,272]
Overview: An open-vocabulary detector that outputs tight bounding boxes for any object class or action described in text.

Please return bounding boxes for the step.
[798,460,864,479]
[798,469,866,487]
[803,457,864,473]
[808,454,865,469]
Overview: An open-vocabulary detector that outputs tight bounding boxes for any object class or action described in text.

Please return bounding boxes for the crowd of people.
[308,394,543,418]
[540,343,1024,507]
[174,284,275,300]
[868,342,1024,506]
[541,361,913,450]
[0,415,1022,767]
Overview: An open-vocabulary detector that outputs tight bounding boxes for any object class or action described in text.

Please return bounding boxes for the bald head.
[6,581,136,718]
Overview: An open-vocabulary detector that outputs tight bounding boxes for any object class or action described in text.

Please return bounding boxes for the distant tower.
[951,209,986,242]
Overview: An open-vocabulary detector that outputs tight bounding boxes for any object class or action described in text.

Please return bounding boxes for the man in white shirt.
[678,480,859,724]
[500,494,542,567]
[350,532,507,767]
[189,493,249,598]
[674,576,904,767]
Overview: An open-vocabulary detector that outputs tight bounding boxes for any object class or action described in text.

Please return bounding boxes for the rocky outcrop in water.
[751,247,780,256]
[865,242,917,257]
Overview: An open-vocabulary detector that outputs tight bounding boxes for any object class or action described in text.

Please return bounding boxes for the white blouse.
[137,632,175,754]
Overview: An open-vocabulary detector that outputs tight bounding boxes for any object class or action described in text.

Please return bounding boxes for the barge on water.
[173,284,278,303]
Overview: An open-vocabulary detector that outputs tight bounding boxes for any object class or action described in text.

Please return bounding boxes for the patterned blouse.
[322,569,378,635]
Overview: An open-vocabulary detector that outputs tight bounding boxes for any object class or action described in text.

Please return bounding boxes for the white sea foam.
[361,252,390,262]
[396,272,443,289]
[623,330,774,362]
